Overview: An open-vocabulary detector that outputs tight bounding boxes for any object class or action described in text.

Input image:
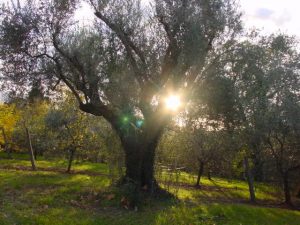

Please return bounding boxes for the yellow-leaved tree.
[0,103,19,158]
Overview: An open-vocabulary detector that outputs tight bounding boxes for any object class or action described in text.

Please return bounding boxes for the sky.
[74,0,300,37]
[0,0,299,36]
[239,0,300,37]
[1,0,300,101]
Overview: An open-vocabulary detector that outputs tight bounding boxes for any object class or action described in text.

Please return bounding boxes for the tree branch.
[94,10,146,67]
[156,0,188,88]
[52,57,83,105]
[79,102,121,133]
[52,33,90,101]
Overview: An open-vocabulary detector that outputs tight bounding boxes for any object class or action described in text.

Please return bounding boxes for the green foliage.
[10,100,49,153]
[0,103,19,145]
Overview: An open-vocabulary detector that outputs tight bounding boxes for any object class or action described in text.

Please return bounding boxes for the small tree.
[188,127,224,187]
[17,103,48,170]
[265,98,300,206]
[45,98,83,173]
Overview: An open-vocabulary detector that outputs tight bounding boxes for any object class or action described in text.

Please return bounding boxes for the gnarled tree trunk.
[79,103,168,193]
[120,133,160,192]
[141,134,161,190]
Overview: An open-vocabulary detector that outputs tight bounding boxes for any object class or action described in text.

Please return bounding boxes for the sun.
[165,95,181,111]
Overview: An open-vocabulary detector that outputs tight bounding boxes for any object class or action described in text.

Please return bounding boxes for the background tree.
[16,103,48,170]
[45,93,92,172]
[0,103,19,158]
[263,35,299,206]
[187,127,225,187]
[229,34,300,205]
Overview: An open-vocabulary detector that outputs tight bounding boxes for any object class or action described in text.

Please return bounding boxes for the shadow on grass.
[0,155,299,225]
[1,170,299,225]
[0,170,179,225]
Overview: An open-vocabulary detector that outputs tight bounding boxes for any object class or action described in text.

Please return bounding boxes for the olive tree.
[0,0,242,190]
[228,34,300,205]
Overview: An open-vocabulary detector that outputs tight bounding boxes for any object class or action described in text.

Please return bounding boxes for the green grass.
[157,170,280,203]
[0,152,299,225]
[156,204,300,225]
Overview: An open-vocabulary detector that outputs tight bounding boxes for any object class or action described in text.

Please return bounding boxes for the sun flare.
[165,95,181,111]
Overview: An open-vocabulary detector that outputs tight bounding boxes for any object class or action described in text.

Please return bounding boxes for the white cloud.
[255,8,273,20]
[240,0,300,37]
[273,10,292,26]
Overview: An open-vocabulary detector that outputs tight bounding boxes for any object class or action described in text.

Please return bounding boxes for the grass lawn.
[0,152,299,225]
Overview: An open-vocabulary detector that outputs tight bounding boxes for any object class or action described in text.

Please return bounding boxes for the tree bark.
[140,136,160,191]
[282,172,292,206]
[1,127,11,158]
[25,127,36,171]
[122,138,143,184]
[244,156,256,203]
[208,170,212,180]
[33,149,38,160]
[66,148,75,173]
[120,133,160,192]
[296,186,300,198]
[64,124,76,173]
[252,154,264,182]
[196,161,204,187]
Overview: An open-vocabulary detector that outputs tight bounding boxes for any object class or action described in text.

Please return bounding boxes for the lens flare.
[165,95,181,111]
